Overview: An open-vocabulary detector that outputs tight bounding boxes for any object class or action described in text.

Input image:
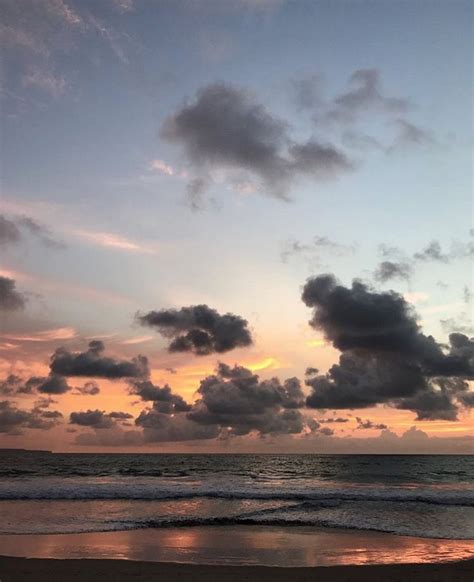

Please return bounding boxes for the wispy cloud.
[3,327,77,342]
[306,339,327,348]
[121,335,155,345]
[22,69,66,97]
[0,267,131,305]
[71,229,157,254]
[0,342,20,351]
[150,159,175,176]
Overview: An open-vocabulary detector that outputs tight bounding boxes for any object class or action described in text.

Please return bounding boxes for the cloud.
[1,0,136,115]
[355,417,388,430]
[73,381,100,396]
[185,176,211,210]
[0,214,63,249]
[37,374,71,395]
[186,362,306,436]
[302,274,474,420]
[326,69,410,123]
[3,327,76,342]
[319,417,349,424]
[374,261,412,283]
[50,340,149,379]
[135,409,219,443]
[71,229,155,254]
[120,335,154,345]
[414,238,473,264]
[22,69,66,97]
[129,379,191,414]
[69,410,127,430]
[1,373,71,396]
[0,216,21,245]
[110,0,135,13]
[0,276,26,311]
[379,235,473,269]
[388,118,433,151]
[281,235,355,264]
[414,240,450,263]
[0,375,26,396]
[0,399,62,434]
[291,74,324,111]
[149,159,175,176]
[161,83,351,205]
[74,426,143,446]
[137,304,253,356]
[291,69,434,157]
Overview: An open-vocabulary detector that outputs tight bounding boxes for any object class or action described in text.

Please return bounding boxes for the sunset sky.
[0,0,472,452]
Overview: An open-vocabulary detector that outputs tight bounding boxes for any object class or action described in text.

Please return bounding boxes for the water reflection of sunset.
[0,527,473,567]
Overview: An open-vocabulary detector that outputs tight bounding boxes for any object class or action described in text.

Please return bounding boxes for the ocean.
[0,452,473,542]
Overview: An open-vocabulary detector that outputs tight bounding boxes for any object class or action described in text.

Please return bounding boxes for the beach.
[1,454,472,579]
[1,555,473,582]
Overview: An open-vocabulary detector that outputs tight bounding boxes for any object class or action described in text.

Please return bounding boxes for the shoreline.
[1,556,473,582]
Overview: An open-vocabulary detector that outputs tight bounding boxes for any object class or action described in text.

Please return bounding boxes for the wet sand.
[0,555,473,582]
[0,526,473,581]
[0,526,473,566]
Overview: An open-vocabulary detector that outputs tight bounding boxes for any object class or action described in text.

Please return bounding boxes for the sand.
[0,555,473,582]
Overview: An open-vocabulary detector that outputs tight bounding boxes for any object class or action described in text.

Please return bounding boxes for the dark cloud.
[302,274,421,353]
[69,409,127,429]
[318,427,335,436]
[37,374,70,395]
[129,379,191,414]
[135,409,220,443]
[73,381,100,395]
[108,411,133,420]
[0,400,62,434]
[33,396,57,409]
[355,417,388,430]
[0,374,67,396]
[137,304,253,356]
[0,374,24,396]
[0,276,26,311]
[302,274,474,419]
[186,363,306,436]
[161,83,351,205]
[0,214,63,248]
[50,340,149,378]
[74,427,144,446]
[288,140,352,178]
[319,417,349,424]
[374,260,412,283]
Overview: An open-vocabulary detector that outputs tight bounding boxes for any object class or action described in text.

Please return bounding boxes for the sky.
[0,0,472,453]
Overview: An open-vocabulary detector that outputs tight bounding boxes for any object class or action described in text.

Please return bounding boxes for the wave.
[1,501,473,540]
[0,480,472,506]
